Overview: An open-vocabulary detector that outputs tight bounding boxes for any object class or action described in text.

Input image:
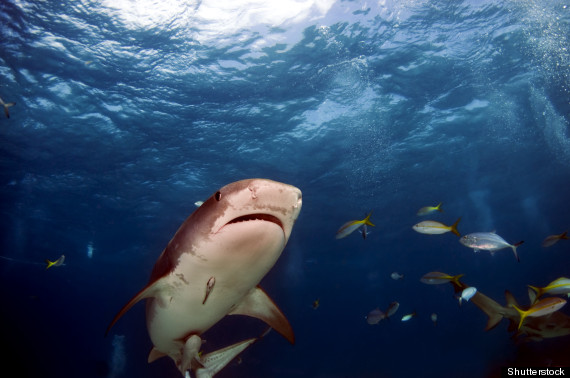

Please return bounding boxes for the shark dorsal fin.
[229,286,294,344]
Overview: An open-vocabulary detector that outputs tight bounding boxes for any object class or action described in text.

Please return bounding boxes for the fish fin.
[485,311,504,331]
[505,290,519,308]
[450,273,465,287]
[45,259,55,270]
[561,231,569,240]
[527,285,541,302]
[229,286,294,344]
[511,241,523,262]
[3,105,9,118]
[436,202,443,212]
[148,347,168,363]
[363,212,375,227]
[105,280,163,336]
[449,217,461,237]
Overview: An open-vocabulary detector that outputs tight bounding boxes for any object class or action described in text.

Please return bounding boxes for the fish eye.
[214,191,222,201]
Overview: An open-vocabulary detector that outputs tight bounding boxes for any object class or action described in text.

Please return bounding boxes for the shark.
[106,179,302,377]
[448,278,570,342]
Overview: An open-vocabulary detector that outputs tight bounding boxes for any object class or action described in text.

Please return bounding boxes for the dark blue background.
[1,0,569,377]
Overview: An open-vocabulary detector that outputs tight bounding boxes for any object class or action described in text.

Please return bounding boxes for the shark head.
[107,178,302,377]
[149,178,302,282]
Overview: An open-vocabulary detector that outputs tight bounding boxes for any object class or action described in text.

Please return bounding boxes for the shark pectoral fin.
[194,338,257,378]
[485,312,504,331]
[229,286,295,344]
[105,280,163,336]
[148,347,167,363]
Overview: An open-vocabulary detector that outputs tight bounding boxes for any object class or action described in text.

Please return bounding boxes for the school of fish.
[336,202,569,345]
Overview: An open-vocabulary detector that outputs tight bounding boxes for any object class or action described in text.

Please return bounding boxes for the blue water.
[1,0,569,377]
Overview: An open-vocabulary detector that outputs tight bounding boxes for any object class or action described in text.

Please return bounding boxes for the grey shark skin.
[106,179,302,376]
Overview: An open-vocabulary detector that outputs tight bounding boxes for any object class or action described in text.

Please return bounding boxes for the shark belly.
[146,219,286,362]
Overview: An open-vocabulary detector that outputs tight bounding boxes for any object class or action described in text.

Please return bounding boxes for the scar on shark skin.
[176,273,189,285]
[203,276,215,305]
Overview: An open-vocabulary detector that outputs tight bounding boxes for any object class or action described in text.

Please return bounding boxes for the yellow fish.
[412,217,461,237]
[512,297,567,330]
[335,212,375,239]
[416,202,443,216]
[541,231,569,247]
[528,277,570,300]
[312,299,320,310]
[45,255,65,270]
[420,271,464,285]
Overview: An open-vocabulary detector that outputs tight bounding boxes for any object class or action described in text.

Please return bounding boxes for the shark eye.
[214,191,222,201]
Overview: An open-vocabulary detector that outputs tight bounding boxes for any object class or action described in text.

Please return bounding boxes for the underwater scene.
[1,0,569,377]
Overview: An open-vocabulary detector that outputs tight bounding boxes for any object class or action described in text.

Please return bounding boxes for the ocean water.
[1,0,569,377]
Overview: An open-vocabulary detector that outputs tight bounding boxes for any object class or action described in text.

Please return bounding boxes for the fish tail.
[436,202,443,212]
[449,217,461,237]
[561,231,569,240]
[45,259,55,270]
[363,212,375,227]
[511,241,523,262]
[450,273,465,286]
[512,304,526,330]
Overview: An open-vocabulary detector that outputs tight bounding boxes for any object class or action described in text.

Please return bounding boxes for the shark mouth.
[226,213,284,232]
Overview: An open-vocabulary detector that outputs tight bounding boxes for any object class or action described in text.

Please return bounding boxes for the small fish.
[542,231,569,248]
[458,287,477,305]
[431,313,438,326]
[360,224,371,239]
[336,212,375,239]
[45,255,65,270]
[459,232,523,262]
[366,307,386,325]
[528,277,570,299]
[412,217,461,237]
[420,272,464,285]
[512,297,567,330]
[386,301,400,317]
[202,276,215,305]
[401,311,416,322]
[0,96,16,118]
[391,272,404,280]
[417,202,443,216]
[312,298,320,310]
